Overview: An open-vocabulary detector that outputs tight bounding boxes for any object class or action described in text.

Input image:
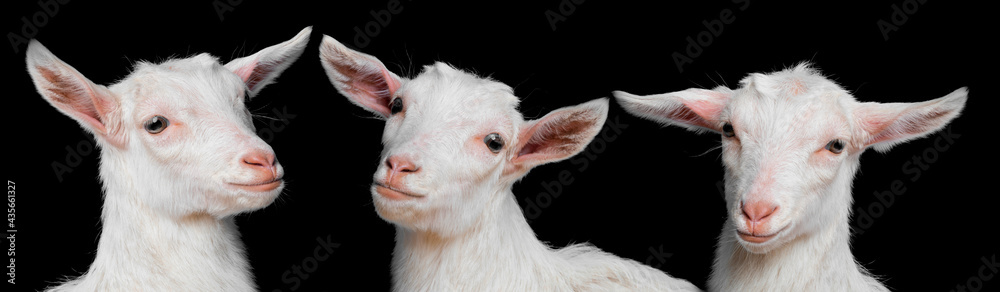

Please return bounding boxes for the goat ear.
[854,87,968,153]
[507,98,609,175]
[225,26,312,98]
[27,40,125,147]
[319,34,404,118]
[613,87,731,134]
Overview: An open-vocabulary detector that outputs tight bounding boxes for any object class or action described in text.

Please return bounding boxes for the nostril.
[242,151,276,169]
[742,201,778,222]
[759,206,777,220]
[386,155,419,173]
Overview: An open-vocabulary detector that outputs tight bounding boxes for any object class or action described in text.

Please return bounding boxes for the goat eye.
[825,139,846,154]
[722,123,736,138]
[389,97,403,115]
[484,133,504,153]
[144,115,169,134]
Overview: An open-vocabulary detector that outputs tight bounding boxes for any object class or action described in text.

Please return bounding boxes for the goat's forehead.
[738,64,847,98]
[118,54,246,108]
[403,63,521,121]
[727,92,850,140]
[730,65,853,116]
[723,66,858,142]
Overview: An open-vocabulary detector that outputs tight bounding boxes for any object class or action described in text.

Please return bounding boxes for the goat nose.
[242,150,278,177]
[741,201,778,223]
[386,155,420,174]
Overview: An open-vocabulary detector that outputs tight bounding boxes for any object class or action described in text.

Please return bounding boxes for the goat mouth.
[736,226,786,244]
[229,178,283,192]
[374,183,424,200]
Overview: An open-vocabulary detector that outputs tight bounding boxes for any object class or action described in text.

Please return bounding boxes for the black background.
[5,1,997,291]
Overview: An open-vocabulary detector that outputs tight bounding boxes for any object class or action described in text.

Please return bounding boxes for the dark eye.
[825,139,846,154]
[389,97,403,115]
[722,123,736,138]
[484,133,504,153]
[144,115,169,134]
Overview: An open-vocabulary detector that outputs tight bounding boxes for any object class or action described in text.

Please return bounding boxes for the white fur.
[320,35,701,292]
[27,27,311,291]
[615,63,967,292]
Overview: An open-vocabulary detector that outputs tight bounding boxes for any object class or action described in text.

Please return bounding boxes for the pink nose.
[385,155,419,184]
[742,200,778,224]
[241,150,278,178]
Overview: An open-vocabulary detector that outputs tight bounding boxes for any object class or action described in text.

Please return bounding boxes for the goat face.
[26,27,311,218]
[321,36,608,237]
[615,63,966,253]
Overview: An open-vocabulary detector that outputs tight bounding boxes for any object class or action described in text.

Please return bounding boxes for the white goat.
[319,35,701,291]
[614,63,967,292]
[26,27,312,291]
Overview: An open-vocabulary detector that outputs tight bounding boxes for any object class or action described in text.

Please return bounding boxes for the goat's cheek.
[807,152,842,187]
[140,123,187,163]
[810,151,840,168]
[721,146,741,172]
[462,137,498,168]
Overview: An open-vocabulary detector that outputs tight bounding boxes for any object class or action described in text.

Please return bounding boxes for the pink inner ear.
[858,110,897,144]
[232,59,275,92]
[37,66,106,133]
[862,106,952,146]
[664,103,701,125]
[674,95,726,130]
[233,60,257,83]
[246,62,270,91]
[514,112,595,164]
[383,67,402,95]
[338,61,401,116]
[516,141,540,159]
[354,67,400,100]
[514,129,560,165]
[516,134,555,163]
